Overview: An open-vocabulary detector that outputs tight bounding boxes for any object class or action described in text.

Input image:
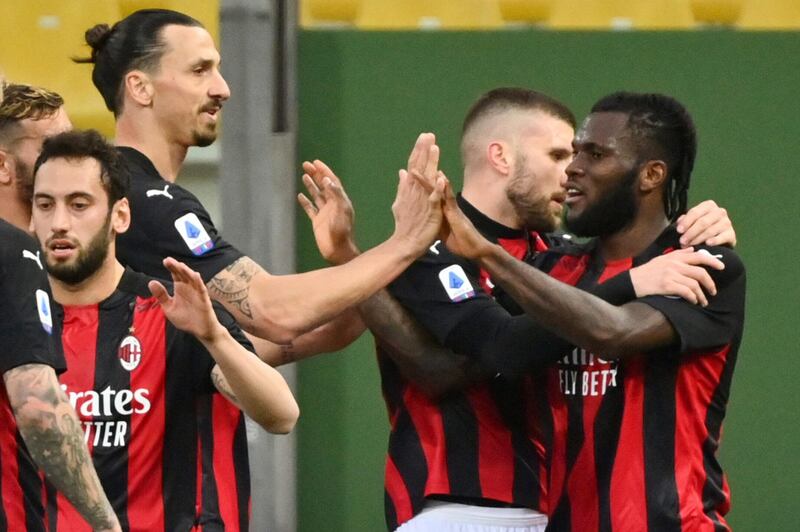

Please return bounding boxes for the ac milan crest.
[118,332,142,371]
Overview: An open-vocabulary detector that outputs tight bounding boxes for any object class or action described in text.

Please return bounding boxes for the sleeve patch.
[438,264,476,302]
[174,213,215,256]
[36,289,53,334]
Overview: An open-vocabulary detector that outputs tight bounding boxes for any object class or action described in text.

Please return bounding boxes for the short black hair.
[463,87,577,136]
[591,91,697,222]
[34,129,129,206]
[75,9,203,116]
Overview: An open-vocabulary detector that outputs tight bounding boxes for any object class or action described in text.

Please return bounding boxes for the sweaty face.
[564,111,642,238]
[7,108,72,200]
[32,157,115,285]
[149,25,230,148]
[504,112,574,232]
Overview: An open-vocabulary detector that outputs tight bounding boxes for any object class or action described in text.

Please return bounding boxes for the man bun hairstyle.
[74,9,203,116]
[591,91,697,222]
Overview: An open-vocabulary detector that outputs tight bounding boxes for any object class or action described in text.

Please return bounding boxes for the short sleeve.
[0,224,65,374]
[118,185,244,283]
[638,246,746,353]
[389,244,500,345]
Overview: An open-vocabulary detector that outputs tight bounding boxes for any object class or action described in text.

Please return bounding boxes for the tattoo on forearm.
[5,364,116,530]
[207,257,258,320]
[211,366,239,406]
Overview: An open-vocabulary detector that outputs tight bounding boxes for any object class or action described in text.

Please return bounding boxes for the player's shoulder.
[0,219,45,273]
[695,244,746,284]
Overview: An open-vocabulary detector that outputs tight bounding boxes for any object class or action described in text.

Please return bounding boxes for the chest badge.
[118,327,142,371]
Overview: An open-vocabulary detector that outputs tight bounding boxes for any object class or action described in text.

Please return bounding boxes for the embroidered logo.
[118,333,142,371]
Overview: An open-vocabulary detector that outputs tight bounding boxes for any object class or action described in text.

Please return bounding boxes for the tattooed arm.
[243,309,366,366]
[3,364,121,532]
[207,134,445,345]
[151,258,299,434]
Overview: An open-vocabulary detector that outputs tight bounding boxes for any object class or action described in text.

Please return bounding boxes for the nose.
[565,157,583,179]
[50,202,71,233]
[210,68,231,101]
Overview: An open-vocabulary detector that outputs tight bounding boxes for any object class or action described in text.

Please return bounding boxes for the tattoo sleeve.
[207,257,259,320]
[4,364,118,530]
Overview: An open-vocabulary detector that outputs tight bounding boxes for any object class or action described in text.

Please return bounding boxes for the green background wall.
[296,30,800,531]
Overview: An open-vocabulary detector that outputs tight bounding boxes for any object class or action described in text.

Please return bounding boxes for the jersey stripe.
[211,397,243,532]
[126,298,166,531]
[0,394,26,531]
[55,305,100,532]
[384,457,412,527]
[402,387,450,495]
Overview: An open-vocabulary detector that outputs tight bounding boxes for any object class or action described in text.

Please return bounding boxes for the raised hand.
[439,174,494,260]
[297,160,359,264]
[629,247,725,306]
[390,133,446,254]
[149,257,224,341]
[677,199,736,247]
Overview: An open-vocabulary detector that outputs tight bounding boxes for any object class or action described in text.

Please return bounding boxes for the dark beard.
[565,166,639,238]
[46,217,112,285]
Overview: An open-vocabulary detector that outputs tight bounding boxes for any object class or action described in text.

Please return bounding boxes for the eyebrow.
[33,191,94,201]
[191,58,217,70]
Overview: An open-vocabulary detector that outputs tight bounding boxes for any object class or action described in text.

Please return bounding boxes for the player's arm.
[243,309,366,366]
[440,180,738,358]
[207,134,444,344]
[3,364,121,532]
[297,157,482,396]
[150,258,299,433]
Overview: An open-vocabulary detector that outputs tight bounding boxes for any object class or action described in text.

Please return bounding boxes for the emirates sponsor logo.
[118,334,142,371]
[557,347,619,397]
[61,384,152,448]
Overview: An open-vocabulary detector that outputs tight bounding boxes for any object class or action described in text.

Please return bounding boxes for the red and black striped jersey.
[381,195,554,530]
[537,227,746,532]
[0,220,64,532]
[116,147,250,531]
[46,269,252,532]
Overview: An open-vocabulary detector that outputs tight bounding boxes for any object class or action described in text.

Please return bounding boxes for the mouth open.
[48,239,77,259]
[565,186,584,206]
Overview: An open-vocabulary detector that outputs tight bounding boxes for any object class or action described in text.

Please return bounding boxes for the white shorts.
[395,500,548,532]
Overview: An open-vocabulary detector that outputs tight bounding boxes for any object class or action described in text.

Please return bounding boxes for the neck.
[597,204,671,262]
[461,168,521,229]
[115,115,187,182]
[0,193,32,232]
[50,257,126,307]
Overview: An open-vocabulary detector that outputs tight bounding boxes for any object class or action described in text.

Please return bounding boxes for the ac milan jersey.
[0,220,64,532]
[536,227,746,532]
[47,269,252,532]
[381,196,552,530]
[115,147,250,531]
[116,147,243,284]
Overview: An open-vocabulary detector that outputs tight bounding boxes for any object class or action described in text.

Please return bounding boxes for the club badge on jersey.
[174,212,215,256]
[438,265,476,302]
[35,289,53,334]
[118,334,142,371]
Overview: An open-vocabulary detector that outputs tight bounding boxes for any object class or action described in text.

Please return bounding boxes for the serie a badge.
[118,328,142,371]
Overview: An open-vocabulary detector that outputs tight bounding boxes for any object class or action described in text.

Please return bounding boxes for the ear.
[0,149,15,186]
[110,197,131,234]
[487,140,513,176]
[639,160,667,192]
[124,70,154,107]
